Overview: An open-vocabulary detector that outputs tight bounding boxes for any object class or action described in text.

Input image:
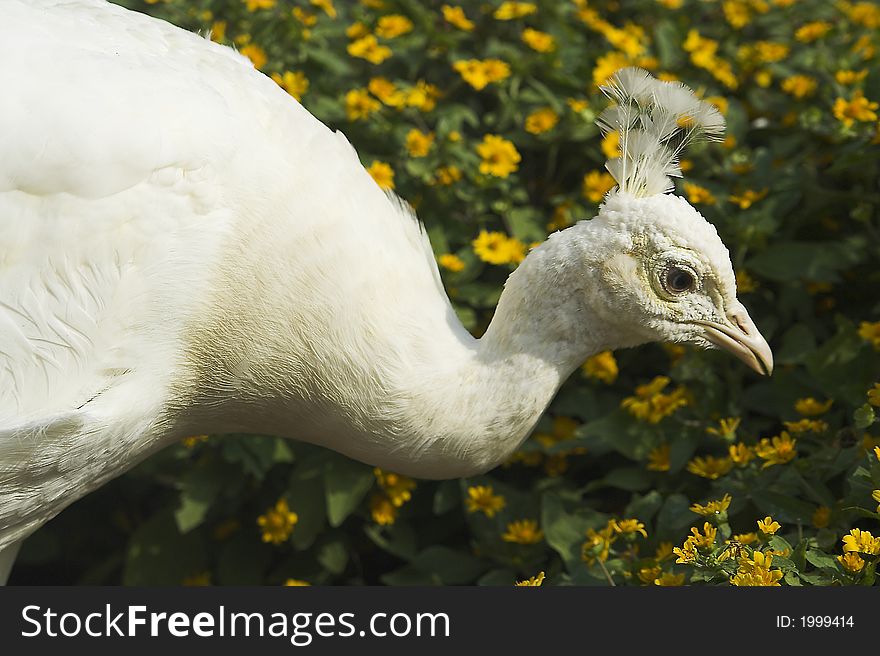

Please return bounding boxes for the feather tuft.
[597,67,726,197]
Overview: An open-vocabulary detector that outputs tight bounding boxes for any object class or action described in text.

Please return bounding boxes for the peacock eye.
[664,266,695,294]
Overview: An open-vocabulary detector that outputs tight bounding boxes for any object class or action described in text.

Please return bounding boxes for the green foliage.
[16,0,880,586]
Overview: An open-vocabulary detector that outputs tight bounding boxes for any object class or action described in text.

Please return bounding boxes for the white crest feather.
[597,67,726,197]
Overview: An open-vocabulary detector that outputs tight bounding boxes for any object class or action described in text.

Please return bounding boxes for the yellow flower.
[370,493,397,525]
[502,519,544,544]
[836,69,868,85]
[345,88,381,120]
[872,489,880,513]
[752,41,790,63]
[638,565,662,584]
[284,578,311,586]
[690,494,732,516]
[687,455,734,479]
[181,434,208,448]
[292,7,317,26]
[244,0,275,11]
[875,446,880,462]
[729,189,768,209]
[403,80,441,112]
[833,91,879,128]
[271,71,309,101]
[758,516,781,535]
[611,518,648,538]
[441,5,475,31]
[472,230,526,265]
[348,35,392,64]
[515,571,545,586]
[647,444,671,472]
[257,498,298,544]
[812,506,831,529]
[374,468,416,507]
[582,351,618,384]
[723,1,752,28]
[838,553,865,573]
[367,160,395,190]
[728,443,755,466]
[844,1,880,28]
[582,170,616,202]
[494,1,537,20]
[404,129,435,157]
[453,59,511,90]
[731,551,783,586]
[465,485,506,518]
[367,77,402,105]
[438,253,465,272]
[755,432,797,467]
[706,417,741,440]
[842,528,880,555]
[210,20,227,42]
[795,397,833,416]
[655,542,674,561]
[705,96,729,115]
[622,376,689,424]
[346,22,370,39]
[566,98,590,114]
[869,384,880,406]
[683,182,716,205]
[240,44,267,70]
[733,532,758,545]
[735,270,758,293]
[654,572,686,586]
[375,15,413,39]
[783,418,828,434]
[525,107,559,134]
[859,321,880,350]
[673,540,697,564]
[795,21,832,42]
[477,134,521,178]
[583,522,617,563]
[534,416,578,449]
[601,131,621,160]
[522,28,556,53]
[754,69,773,88]
[310,0,336,18]
[781,75,817,99]
[657,0,683,7]
[592,51,630,86]
[688,522,718,550]
[434,166,462,186]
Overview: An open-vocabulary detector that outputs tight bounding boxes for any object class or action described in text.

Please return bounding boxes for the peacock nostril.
[729,311,750,335]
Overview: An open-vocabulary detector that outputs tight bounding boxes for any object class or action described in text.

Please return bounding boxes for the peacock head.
[583,67,772,375]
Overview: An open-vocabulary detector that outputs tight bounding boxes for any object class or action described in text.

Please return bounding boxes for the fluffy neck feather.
[182,216,642,479]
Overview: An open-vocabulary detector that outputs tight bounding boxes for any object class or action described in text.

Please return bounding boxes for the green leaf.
[316,536,349,575]
[433,479,461,515]
[854,404,875,430]
[412,546,486,585]
[805,549,838,570]
[541,492,603,569]
[288,466,327,550]
[324,456,375,527]
[656,494,694,538]
[123,511,206,586]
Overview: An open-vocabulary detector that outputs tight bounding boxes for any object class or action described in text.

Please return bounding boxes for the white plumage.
[0,1,773,583]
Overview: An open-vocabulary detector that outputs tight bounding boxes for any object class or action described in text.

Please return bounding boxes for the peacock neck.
[388,222,614,478]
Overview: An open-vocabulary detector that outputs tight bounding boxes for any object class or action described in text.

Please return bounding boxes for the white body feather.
[0,0,610,551]
[0,3,745,572]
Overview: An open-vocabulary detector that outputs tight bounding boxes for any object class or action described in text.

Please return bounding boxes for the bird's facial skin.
[593,192,773,375]
[641,247,774,375]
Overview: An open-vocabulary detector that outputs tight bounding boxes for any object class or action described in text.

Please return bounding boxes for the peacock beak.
[695,305,773,376]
